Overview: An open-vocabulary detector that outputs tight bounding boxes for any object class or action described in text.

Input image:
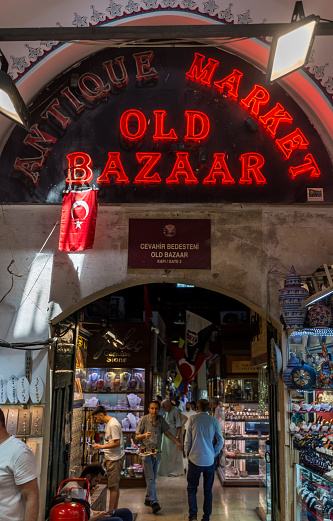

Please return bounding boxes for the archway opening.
[48,281,273,521]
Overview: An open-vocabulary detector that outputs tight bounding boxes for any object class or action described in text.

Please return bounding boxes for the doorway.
[49,282,275,520]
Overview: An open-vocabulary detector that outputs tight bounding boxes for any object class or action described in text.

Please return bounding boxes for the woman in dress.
[158,400,184,476]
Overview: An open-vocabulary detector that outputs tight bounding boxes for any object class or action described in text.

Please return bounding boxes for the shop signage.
[231,361,258,374]
[128,218,210,269]
[86,323,151,367]
[1,47,331,204]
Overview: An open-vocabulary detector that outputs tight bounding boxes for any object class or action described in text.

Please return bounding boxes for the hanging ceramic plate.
[7,375,18,403]
[0,375,7,404]
[17,376,30,404]
[30,375,44,403]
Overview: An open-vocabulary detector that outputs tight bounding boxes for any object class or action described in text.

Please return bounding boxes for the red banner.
[58,189,98,251]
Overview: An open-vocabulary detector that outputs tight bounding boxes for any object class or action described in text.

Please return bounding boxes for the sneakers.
[151,502,161,514]
[144,499,151,506]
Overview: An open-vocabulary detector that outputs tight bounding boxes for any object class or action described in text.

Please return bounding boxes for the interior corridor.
[119,474,261,521]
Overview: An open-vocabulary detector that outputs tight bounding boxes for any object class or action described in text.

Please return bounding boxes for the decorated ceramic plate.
[17,376,30,404]
[0,376,7,404]
[30,375,44,403]
[7,375,18,403]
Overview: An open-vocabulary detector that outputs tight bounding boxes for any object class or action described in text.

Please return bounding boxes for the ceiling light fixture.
[301,264,333,307]
[0,50,30,130]
[266,2,319,84]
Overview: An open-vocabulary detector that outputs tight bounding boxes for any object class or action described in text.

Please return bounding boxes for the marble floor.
[119,473,262,521]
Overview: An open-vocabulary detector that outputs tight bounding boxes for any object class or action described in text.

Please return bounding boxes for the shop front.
[0,17,333,521]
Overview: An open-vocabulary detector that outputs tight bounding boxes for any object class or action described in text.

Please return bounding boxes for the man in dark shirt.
[135,400,183,514]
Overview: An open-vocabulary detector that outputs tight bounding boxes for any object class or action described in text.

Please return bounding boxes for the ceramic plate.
[30,375,44,403]
[17,376,30,404]
[7,375,18,403]
[0,375,7,404]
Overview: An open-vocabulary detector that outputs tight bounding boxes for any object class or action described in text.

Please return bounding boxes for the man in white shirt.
[0,407,39,521]
[183,401,197,431]
[92,406,125,511]
[184,399,223,521]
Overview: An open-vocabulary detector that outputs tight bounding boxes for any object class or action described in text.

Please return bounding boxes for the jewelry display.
[26,440,38,457]
[120,372,131,390]
[105,372,116,391]
[17,376,30,404]
[29,376,44,403]
[31,406,44,436]
[17,409,31,436]
[88,372,99,391]
[0,375,8,404]
[7,375,18,404]
[1,407,9,427]
[7,408,18,435]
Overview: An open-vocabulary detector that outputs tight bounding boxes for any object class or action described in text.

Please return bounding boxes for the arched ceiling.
[0,0,332,159]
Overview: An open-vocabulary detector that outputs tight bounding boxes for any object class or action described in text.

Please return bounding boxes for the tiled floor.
[119,473,262,521]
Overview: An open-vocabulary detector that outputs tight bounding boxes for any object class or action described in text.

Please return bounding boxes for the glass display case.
[219,378,269,486]
[295,464,333,521]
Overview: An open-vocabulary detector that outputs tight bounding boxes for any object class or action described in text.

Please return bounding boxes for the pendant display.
[0,376,8,404]
[17,376,30,404]
[30,375,44,403]
[7,375,18,403]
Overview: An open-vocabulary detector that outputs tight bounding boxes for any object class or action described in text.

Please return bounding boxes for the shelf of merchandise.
[73,366,147,488]
[295,463,333,521]
[220,377,269,488]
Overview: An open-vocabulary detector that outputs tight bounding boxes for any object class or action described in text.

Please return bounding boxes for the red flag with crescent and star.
[171,311,216,393]
[58,189,98,251]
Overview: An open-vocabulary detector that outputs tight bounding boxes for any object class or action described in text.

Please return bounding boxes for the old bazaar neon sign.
[15,52,321,187]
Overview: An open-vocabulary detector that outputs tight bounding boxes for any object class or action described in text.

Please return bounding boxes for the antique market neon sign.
[14,52,321,186]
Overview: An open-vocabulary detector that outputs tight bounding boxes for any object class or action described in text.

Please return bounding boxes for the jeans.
[142,455,161,504]
[187,460,215,521]
[99,508,133,521]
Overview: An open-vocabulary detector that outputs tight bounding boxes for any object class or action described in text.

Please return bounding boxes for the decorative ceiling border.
[6,2,333,105]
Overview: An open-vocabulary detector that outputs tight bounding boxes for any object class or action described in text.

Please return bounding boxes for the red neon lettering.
[239,153,267,184]
[61,87,85,114]
[202,153,235,184]
[259,103,293,138]
[14,157,44,186]
[41,99,71,128]
[120,110,147,141]
[185,111,210,142]
[96,152,129,184]
[289,154,321,178]
[213,69,243,101]
[185,53,219,87]
[133,52,158,81]
[78,73,110,101]
[153,111,177,141]
[134,153,162,184]
[23,123,57,154]
[240,85,270,118]
[275,128,309,160]
[103,56,129,88]
[165,152,198,184]
[66,152,93,184]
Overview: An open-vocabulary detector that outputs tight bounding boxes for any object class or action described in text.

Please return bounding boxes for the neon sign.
[12,50,323,191]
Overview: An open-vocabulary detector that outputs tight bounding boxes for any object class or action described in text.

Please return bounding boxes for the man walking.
[0,408,39,521]
[135,400,183,514]
[92,406,125,511]
[184,399,223,521]
[158,399,184,476]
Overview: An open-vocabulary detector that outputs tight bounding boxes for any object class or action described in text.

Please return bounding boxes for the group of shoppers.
[0,396,223,521]
[136,398,223,521]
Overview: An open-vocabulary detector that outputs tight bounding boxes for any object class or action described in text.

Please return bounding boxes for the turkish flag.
[172,311,216,393]
[58,189,98,251]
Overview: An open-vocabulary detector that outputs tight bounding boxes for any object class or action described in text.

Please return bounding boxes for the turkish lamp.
[0,69,31,130]
[266,15,319,84]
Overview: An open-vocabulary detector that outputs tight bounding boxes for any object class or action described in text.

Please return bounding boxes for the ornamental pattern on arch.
[6,1,333,104]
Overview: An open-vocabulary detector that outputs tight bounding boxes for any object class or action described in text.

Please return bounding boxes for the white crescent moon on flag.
[71,201,89,220]
[178,358,195,378]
